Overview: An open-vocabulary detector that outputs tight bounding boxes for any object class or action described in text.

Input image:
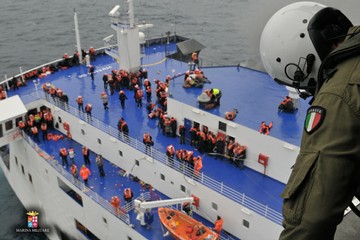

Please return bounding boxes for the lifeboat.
[158,207,219,240]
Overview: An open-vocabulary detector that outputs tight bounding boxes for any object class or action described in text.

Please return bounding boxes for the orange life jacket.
[80,167,91,180]
[166,145,175,155]
[111,196,120,208]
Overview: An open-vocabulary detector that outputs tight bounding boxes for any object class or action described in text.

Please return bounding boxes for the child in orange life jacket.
[135,86,143,108]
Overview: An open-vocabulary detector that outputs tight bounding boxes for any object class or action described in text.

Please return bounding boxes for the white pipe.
[74,9,82,63]
[139,197,194,209]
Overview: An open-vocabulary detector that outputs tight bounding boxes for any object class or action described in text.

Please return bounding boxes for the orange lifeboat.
[158,207,219,240]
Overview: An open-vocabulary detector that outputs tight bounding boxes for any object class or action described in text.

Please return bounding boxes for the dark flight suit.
[280,26,360,240]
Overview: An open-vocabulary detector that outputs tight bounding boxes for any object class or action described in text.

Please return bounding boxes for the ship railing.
[21,132,131,225]
[21,92,283,225]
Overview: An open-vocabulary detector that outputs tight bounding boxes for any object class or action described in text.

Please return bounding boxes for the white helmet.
[260,2,352,96]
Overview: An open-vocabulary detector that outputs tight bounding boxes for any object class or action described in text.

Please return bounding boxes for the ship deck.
[7,41,309,239]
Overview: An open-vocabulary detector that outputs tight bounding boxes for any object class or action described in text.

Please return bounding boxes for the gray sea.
[0,0,359,239]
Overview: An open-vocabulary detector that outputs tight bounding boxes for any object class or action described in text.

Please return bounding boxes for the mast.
[74,9,82,64]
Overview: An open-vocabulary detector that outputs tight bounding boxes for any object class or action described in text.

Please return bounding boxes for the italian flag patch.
[304,106,326,134]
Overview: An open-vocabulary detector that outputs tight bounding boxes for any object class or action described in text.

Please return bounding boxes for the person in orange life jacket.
[213,216,224,234]
[119,90,128,109]
[184,150,194,167]
[89,46,96,61]
[278,96,295,113]
[70,164,78,179]
[85,103,92,122]
[227,139,235,158]
[72,51,80,65]
[82,146,91,165]
[225,109,238,120]
[234,145,247,169]
[197,131,206,154]
[76,95,84,112]
[31,126,40,143]
[143,133,153,155]
[135,87,143,108]
[96,154,105,177]
[79,165,91,185]
[40,122,48,141]
[59,147,69,168]
[117,117,129,141]
[123,188,134,207]
[100,92,109,110]
[194,156,203,177]
[68,148,75,165]
[178,125,186,144]
[259,121,273,135]
[111,195,121,215]
[166,144,175,166]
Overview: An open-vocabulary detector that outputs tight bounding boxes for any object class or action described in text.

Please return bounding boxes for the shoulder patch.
[304,106,326,134]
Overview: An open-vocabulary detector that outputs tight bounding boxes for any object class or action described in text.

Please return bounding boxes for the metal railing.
[21,92,283,225]
[21,132,131,225]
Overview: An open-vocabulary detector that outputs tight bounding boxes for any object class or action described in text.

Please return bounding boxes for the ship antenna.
[74,9,83,64]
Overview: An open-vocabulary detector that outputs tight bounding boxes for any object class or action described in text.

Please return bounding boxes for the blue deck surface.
[8,41,310,239]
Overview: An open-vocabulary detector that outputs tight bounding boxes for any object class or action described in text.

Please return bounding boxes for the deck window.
[218,121,227,132]
[58,177,83,206]
[28,173,33,184]
[81,129,85,135]
[119,150,123,157]
[21,164,25,175]
[75,219,100,240]
[160,173,165,181]
[97,138,101,144]
[5,120,13,131]
[15,156,18,166]
[243,219,250,228]
[211,202,218,211]
[180,185,186,193]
